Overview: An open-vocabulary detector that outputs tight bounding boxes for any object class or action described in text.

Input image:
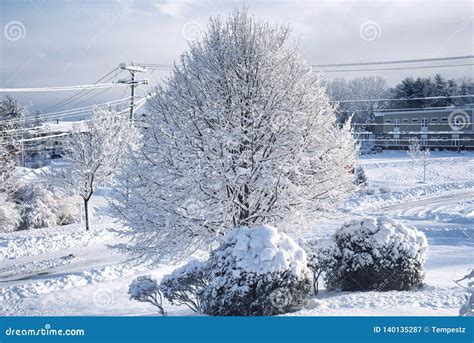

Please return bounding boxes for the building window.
[412,118,419,123]
[421,118,428,128]
[402,119,409,123]
[441,117,448,122]
[385,119,392,123]
[431,118,438,122]
[394,119,400,128]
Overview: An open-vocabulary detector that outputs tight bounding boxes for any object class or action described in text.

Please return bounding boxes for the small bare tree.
[419,148,430,182]
[50,108,136,230]
[407,137,421,169]
[129,275,166,316]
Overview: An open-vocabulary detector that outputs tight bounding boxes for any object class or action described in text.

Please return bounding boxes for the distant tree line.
[325,74,474,129]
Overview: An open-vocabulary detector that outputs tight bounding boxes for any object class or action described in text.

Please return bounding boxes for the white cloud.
[153,0,191,18]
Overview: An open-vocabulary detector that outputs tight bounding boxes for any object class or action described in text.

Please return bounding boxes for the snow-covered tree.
[407,137,421,169]
[325,76,388,126]
[51,108,136,230]
[114,9,358,262]
[0,96,27,194]
[419,148,430,182]
[0,142,17,195]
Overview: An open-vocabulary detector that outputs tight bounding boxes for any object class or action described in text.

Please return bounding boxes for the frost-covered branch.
[113,9,358,262]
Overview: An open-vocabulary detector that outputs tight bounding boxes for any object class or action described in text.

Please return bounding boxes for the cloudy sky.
[0,0,473,114]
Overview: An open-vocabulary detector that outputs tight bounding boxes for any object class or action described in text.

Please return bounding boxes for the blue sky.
[0,0,473,114]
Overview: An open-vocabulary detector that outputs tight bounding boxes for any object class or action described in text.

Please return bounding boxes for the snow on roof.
[374,106,472,117]
[37,120,87,134]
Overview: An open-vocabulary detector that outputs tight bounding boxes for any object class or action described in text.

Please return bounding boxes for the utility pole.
[119,63,148,123]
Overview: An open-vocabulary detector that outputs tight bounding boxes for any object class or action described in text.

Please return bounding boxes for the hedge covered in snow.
[321,217,428,291]
[200,225,312,316]
[129,225,313,316]
[0,182,79,233]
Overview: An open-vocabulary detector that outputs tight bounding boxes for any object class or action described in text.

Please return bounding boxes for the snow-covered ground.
[1,151,472,316]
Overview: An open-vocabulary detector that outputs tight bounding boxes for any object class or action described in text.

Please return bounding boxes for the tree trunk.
[84,198,90,231]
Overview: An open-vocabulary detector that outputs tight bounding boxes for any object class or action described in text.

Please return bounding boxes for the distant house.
[372,106,474,149]
[25,120,86,163]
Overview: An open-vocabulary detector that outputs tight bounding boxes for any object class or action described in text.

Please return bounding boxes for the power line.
[320,63,474,73]
[44,67,122,112]
[69,87,116,108]
[338,105,474,113]
[0,97,133,127]
[0,82,129,93]
[142,62,474,74]
[0,97,148,136]
[0,102,144,145]
[330,94,474,104]
[139,55,474,73]
[312,55,474,68]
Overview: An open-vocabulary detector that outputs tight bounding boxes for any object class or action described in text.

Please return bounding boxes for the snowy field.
[1,151,472,316]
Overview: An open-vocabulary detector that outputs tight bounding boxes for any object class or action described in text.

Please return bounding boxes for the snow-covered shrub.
[160,260,209,313]
[324,217,428,291]
[15,183,79,230]
[455,270,473,316]
[0,194,20,232]
[129,275,166,316]
[305,239,340,294]
[354,165,368,188]
[200,225,312,316]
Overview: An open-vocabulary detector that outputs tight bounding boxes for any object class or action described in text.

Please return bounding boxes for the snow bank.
[0,224,115,260]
